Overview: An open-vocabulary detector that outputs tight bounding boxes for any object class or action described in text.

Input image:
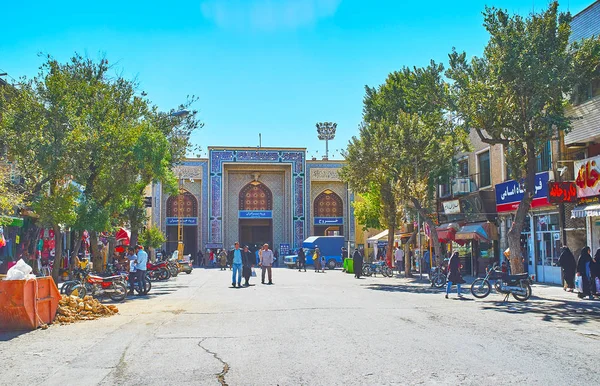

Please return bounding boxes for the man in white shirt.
[259,243,274,285]
[135,245,148,294]
[394,246,404,274]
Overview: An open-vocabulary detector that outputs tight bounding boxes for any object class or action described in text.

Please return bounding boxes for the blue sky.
[0,0,593,159]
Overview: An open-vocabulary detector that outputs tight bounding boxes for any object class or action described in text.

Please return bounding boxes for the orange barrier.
[0,277,60,331]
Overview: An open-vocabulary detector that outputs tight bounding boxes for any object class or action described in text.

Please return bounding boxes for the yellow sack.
[313,253,318,260]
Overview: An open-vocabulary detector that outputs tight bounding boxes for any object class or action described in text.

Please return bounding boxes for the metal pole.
[325,137,329,159]
[418,212,422,279]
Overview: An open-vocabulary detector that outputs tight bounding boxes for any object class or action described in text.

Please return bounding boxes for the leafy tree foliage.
[447,2,600,273]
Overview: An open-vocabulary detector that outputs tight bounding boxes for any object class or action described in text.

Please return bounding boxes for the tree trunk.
[410,197,442,261]
[130,228,139,249]
[387,224,395,267]
[51,224,62,283]
[405,227,417,278]
[506,141,537,275]
[90,231,103,272]
[71,230,82,270]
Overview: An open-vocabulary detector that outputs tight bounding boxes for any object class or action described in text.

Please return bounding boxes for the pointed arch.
[239,182,273,211]
[314,189,343,217]
[166,190,198,218]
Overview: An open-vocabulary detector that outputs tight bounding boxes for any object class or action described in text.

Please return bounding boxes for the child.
[219,250,227,271]
[321,256,326,273]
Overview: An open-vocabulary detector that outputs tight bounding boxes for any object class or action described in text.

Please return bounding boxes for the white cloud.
[200,0,341,30]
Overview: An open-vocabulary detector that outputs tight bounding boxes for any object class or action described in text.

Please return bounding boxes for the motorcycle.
[429,263,447,289]
[67,272,128,302]
[146,261,171,281]
[470,263,532,302]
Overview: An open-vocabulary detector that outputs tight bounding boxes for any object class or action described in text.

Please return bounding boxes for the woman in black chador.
[353,249,363,279]
[557,244,576,292]
[577,246,593,299]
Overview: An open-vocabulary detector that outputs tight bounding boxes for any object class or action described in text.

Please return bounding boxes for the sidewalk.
[389,272,600,304]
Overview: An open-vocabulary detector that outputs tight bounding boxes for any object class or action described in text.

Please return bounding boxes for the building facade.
[150,147,355,256]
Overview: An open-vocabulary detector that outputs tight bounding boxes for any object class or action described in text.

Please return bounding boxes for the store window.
[477,150,491,188]
[535,214,560,267]
[536,141,552,173]
[457,158,469,178]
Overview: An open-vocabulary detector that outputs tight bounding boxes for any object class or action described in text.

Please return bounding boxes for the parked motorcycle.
[146,261,171,281]
[470,263,532,302]
[429,264,447,289]
[67,272,128,302]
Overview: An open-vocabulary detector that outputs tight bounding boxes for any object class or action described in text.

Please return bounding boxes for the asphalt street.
[1,267,599,386]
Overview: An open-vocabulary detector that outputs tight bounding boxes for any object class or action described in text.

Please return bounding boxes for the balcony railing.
[439,174,480,198]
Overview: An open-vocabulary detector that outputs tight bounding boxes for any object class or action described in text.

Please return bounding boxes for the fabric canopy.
[455,222,498,243]
[115,228,131,245]
[367,230,389,243]
[571,203,600,218]
[436,223,460,243]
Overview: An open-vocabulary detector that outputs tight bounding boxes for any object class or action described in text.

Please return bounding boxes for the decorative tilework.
[209,149,305,248]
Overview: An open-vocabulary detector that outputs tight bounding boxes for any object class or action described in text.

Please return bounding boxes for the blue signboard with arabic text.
[314,217,344,225]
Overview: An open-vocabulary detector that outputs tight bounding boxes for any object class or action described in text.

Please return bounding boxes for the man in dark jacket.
[557,244,576,292]
[241,245,254,287]
[353,249,363,279]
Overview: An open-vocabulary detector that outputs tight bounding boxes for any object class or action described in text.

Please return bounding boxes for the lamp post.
[171,110,190,257]
[316,122,337,160]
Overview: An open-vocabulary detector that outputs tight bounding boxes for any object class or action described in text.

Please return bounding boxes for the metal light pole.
[316,122,337,160]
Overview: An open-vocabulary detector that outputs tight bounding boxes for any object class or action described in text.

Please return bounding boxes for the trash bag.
[5,259,36,280]
[575,274,583,293]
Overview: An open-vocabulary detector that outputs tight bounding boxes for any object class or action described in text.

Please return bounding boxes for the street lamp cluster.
[316,122,337,160]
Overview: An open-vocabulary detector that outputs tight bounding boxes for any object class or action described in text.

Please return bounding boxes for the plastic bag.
[251,269,257,277]
[5,259,36,280]
[575,274,583,293]
[596,277,600,295]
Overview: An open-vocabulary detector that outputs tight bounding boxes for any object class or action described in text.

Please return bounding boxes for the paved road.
[1,267,599,386]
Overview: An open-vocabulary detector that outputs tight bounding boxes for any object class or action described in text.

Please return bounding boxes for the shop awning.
[115,228,131,245]
[436,223,460,243]
[571,203,600,218]
[455,222,498,242]
[367,230,388,243]
[0,216,24,227]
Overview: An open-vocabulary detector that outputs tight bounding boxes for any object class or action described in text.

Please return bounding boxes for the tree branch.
[475,128,509,146]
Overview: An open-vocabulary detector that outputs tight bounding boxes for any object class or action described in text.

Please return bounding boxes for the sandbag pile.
[54,295,119,324]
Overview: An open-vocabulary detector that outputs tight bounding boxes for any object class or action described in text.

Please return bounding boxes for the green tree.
[138,226,166,250]
[447,2,600,273]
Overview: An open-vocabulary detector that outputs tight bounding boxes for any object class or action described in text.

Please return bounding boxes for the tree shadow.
[363,283,443,295]
[478,297,600,325]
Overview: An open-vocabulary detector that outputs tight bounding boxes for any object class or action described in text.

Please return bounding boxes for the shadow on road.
[479,298,600,325]
[363,283,443,295]
[0,331,28,342]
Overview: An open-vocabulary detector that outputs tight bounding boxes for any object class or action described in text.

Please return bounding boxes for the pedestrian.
[209,249,215,267]
[242,245,254,286]
[228,242,243,288]
[353,248,363,279]
[394,246,404,275]
[259,243,274,285]
[576,246,593,300]
[423,249,431,275]
[218,249,227,270]
[445,251,465,299]
[313,245,321,272]
[197,249,204,267]
[135,245,148,295]
[320,255,326,272]
[273,249,279,267]
[557,244,576,292]
[227,246,233,270]
[297,247,306,272]
[126,247,137,295]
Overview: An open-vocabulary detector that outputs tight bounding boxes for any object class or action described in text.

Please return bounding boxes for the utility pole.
[316,122,337,160]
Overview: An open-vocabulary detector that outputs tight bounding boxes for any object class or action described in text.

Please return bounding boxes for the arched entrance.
[314,190,344,236]
[239,182,273,251]
[166,191,198,256]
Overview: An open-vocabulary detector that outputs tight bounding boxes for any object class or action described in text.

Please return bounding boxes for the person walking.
[229,242,243,288]
[577,246,593,300]
[557,244,576,292]
[135,245,148,295]
[313,245,321,272]
[394,246,404,275]
[297,247,306,272]
[197,249,204,267]
[260,243,274,284]
[227,247,234,271]
[242,245,254,286]
[353,248,363,278]
[320,255,326,273]
[218,249,227,270]
[445,251,464,299]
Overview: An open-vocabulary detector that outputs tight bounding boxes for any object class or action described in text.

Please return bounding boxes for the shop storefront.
[495,171,562,284]
[571,155,600,254]
[0,217,25,274]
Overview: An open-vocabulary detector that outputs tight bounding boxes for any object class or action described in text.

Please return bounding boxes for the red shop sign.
[548,181,578,203]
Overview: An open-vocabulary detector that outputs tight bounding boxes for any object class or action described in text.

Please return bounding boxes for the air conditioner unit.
[452,178,472,195]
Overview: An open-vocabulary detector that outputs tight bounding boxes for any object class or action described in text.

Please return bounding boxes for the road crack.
[198,338,230,386]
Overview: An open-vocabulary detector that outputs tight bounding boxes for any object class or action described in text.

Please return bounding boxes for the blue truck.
[284,236,345,270]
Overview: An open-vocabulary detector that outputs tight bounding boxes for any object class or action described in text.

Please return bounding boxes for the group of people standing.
[226,242,275,288]
[124,245,148,295]
[558,242,600,300]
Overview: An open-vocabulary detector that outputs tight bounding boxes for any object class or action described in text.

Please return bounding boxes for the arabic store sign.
[495,171,550,213]
[548,182,578,203]
[442,200,461,214]
[166,217,198,226]
[574,155,600,199]
[314,217,344,225]
[239,210,273,219]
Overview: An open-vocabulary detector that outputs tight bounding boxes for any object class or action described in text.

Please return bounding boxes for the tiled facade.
[150,147,355,253]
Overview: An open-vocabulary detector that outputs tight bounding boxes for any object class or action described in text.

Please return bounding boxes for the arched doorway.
[314,190,344,236]
[166,191,198,256]
[239,182,273,251]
